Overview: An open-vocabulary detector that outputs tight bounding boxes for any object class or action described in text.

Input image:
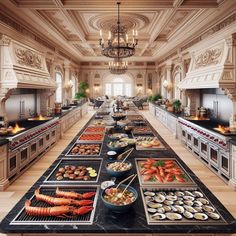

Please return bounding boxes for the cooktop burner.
[187,120,236,136]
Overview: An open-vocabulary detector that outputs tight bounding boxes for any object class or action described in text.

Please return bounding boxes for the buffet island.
[0,106,236,236]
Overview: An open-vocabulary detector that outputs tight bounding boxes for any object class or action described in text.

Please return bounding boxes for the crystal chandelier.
[109,58,128,74]
[99,2,138,59]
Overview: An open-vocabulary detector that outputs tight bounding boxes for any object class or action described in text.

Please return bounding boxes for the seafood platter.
[135,136,166,150]
[66,142,103,157]
[44,159,102,184]
[135,158,195,186]
[10,185,99,225]
[132,126,154,135]
[77,133,105,142]
[141,187,226,225]
[84,126,106,133]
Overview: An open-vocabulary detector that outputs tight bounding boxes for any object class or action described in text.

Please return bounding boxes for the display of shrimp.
[55,187,96,199]
[25,200,93,217]
[35,189,93,206]
[139,158,189,183]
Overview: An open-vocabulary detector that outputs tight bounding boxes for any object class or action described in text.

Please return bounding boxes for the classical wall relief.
[195,48,222,69]
[15,48,42,69]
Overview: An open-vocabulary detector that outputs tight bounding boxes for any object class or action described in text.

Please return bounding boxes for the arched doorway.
[103,74,134,98]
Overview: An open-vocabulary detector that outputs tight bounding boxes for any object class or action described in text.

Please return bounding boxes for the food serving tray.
[140,186,226,225]
[44,158,102,184]
[77,133,105,142]
[84,126,106,133]
[10,185,99,225]
[132,126,153,135]
[135,136,166,150]
[66,142,103,157]
[135,158,196,187]
[127,115,144,120]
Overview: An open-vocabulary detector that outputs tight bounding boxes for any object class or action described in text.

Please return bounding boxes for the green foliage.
[172,99,181,108]
[75,81,89,100]
[148,94,162,102]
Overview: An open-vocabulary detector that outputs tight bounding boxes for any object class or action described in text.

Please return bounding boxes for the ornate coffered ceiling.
[0,0,233,63]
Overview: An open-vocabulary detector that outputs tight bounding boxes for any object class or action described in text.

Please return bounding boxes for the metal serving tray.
[77,132,105,143]
[135,158,196,187]
[65,142,103,157]
[140,186,227,225]
[10,185,99,225]
[132,126,154,136]
[44,158,102,184]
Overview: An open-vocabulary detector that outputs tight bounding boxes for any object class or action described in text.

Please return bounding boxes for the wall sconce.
[163,80,172,91]
[85,88,90,94]
[94,84,100,92]
[65,80,73,90]
[147,88,153,95]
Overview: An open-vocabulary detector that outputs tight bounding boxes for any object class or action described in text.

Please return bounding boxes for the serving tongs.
[117,147,134,161]
[116,174,137,198]
[115,174,135,190]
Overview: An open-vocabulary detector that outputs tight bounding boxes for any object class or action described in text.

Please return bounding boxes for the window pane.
[105,83,112,96]
[113,83,123,96]
[125,83,131,97]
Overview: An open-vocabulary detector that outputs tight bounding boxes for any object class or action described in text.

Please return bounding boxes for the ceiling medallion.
[99,2,138,59]
[109,58,128,74]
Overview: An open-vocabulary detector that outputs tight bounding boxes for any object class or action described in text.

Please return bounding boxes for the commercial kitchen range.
[0,107,236,236]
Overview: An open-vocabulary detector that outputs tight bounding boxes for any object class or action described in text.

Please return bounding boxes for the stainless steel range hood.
[0,35,56,90]
[178,35,236,90]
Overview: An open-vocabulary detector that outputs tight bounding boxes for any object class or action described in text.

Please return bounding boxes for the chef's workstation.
[0,105,236,236]
[149,33,236,191]
[0,38,88,190]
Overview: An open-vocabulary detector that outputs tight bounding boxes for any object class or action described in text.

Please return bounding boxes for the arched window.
[55,72,62,103]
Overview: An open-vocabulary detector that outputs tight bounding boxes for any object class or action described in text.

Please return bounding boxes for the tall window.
[113,83,123,96]
[125,84,132,97]
[105,83,112,96]
[104,82,132,97]
[55,72,62,103]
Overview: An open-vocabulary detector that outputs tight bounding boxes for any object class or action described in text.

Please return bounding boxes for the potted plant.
[75,82,89,102]
[172,99,182,113]
[148,94,162,103]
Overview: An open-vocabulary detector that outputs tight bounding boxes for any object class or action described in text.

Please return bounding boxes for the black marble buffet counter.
[0,108,236,235]
[0,139,8,146]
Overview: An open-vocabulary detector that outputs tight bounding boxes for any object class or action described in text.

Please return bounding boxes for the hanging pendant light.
[109,58,128,74]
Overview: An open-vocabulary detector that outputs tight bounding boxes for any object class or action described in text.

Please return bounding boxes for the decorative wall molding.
[15,48,42,69]
[195,48,222,69]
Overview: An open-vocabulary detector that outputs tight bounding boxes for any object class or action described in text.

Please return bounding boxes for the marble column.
[64,61,71,104]
[165,64,173,100]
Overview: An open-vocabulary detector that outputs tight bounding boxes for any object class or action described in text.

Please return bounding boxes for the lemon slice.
[90,173,97,177]
[86,167,93,171]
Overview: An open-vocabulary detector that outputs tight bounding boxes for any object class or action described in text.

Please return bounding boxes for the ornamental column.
[64,61,71,104]
[165,62,173,100]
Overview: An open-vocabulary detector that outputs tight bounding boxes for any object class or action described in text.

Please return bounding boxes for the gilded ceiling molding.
[181,12,236,52]
[89,13,149,31]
